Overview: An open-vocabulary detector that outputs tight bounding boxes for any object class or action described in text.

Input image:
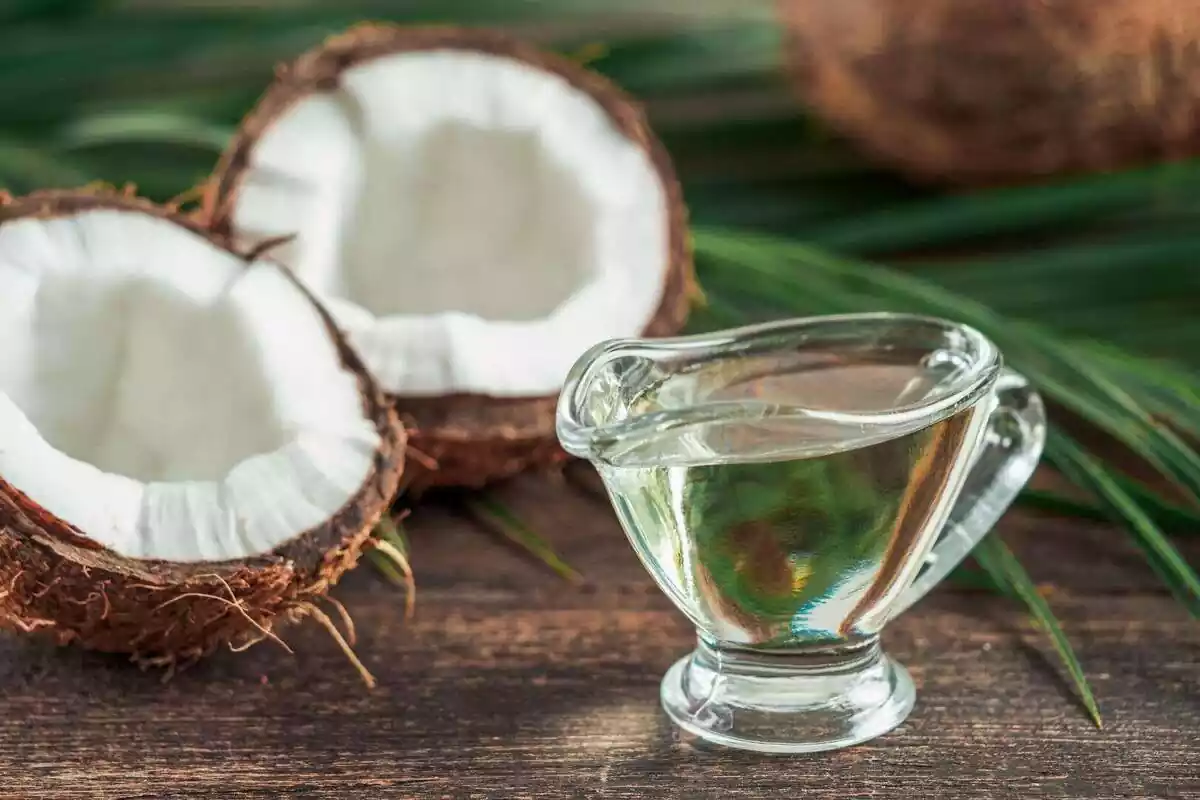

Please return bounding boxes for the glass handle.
[890,367,1047,617]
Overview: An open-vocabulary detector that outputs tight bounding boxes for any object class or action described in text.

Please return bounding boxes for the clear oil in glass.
[597,352,987,648]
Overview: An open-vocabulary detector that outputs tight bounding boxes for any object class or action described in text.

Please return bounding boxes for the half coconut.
[0,191,406,675]
[206,25,694,489]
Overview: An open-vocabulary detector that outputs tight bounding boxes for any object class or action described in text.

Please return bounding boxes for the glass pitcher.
[556,313,1046,753]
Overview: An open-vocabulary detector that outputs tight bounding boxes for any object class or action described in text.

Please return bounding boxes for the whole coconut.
[780,0,1200,185]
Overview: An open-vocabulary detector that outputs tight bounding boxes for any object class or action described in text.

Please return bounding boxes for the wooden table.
[1,469,1197,799]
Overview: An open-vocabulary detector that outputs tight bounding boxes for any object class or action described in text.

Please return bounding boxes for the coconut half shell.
[0,190,406,668]
[205,25,694,489]
[780,0,1200,185]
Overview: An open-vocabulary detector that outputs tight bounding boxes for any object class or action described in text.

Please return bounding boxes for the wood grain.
[0,472,1197,799]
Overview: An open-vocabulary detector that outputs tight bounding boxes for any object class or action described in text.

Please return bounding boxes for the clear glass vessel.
[556,313,1046,753]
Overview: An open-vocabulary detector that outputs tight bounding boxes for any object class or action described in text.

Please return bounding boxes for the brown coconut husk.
[780,0,1200,186]
[204,24,695,491]
[0,190,408,677]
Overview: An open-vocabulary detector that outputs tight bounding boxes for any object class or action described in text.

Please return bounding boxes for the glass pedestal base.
[660,637,915,754]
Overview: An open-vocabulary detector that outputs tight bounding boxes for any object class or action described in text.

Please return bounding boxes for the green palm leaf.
[1046,432,1200,616]
[972,535,1103,728]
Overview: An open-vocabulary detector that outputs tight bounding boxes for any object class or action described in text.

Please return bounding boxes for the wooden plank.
[0,588,1194,798]
[0,473,1195,799]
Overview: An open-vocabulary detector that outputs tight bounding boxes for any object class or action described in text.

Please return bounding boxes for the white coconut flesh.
[229,49,671,397]
[0,209,381,562]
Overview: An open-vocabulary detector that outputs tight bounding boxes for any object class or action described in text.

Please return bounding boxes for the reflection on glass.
[601,356,983,647]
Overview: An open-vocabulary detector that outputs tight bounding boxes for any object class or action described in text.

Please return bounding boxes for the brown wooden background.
[0,465,1196,799]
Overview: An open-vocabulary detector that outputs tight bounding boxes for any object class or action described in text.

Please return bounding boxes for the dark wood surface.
[0,467,1197,799]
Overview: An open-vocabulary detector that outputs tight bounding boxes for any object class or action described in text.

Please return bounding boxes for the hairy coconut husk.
[780,0,1200,185]
[0,190,407,673]
[205,24,695,490]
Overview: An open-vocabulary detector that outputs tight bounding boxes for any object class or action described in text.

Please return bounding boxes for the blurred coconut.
[779,0,1200,185]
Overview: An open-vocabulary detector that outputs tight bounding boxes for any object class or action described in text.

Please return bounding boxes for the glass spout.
[556,314,1001,469]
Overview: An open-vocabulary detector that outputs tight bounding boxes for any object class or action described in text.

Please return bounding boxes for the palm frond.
[972,535,1102,728]
[465,496,583,584]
